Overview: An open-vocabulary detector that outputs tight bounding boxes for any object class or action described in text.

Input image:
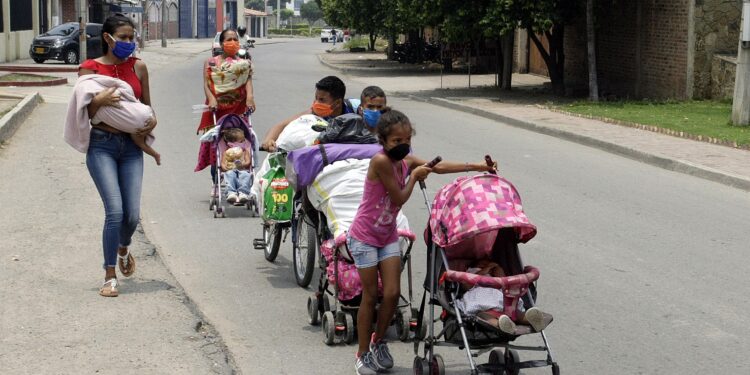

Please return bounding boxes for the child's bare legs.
[130,134,161,165]
[356,265,379,356]
[374,256,401,341]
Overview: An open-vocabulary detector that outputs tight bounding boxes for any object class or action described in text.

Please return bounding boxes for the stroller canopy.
[216,113,253,144]
[429,174,536,249]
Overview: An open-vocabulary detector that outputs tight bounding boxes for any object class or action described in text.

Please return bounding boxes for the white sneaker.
[227,192,238,204]
[497,314,517,335]
[238,193,249,204]
[524,307,553,331]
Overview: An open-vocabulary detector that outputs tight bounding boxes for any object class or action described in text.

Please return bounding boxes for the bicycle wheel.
[293,215,317,287]
[263,223,282,262]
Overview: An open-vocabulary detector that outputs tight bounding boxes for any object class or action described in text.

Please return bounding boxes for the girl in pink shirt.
[349,108,495,374]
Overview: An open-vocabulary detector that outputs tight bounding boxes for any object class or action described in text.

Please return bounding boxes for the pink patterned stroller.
[306,229,419,346]
[413,158,559,375]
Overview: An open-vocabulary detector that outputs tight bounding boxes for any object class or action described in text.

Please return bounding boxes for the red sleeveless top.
[79,57,142,100]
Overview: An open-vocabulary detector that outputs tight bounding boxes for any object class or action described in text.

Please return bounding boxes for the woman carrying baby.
[76,14,156,297]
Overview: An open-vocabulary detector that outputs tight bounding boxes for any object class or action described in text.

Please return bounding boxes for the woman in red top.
[78,14,156,297]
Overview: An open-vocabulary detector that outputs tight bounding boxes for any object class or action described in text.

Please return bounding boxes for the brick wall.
[565,0,691,99]
[62,0,76,23]
[563,16,588,95]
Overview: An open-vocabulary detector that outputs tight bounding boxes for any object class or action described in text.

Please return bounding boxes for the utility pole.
[733,0,750,125]
[77,0,87,61]
[276,0,280,30]
[161,0,167,47]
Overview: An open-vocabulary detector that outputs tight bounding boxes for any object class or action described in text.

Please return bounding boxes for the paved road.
[141,39,750,374]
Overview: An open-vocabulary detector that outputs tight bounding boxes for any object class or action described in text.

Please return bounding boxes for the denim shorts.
[347,236,401,269]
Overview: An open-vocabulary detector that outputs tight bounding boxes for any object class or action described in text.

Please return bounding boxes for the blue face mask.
[362,108,382,127]
[108,34,136,59]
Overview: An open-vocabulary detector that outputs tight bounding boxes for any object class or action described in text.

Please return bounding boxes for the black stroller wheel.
[504,349,520,375]
[396,310,411,342]
[488,349,506,375]
[307,295,320,326]
[430,354,445,375]
[343,312,355,344]
[552,363,560,375]
[412,356,429,375]
[322,311,336,345]
[322,293,331,312]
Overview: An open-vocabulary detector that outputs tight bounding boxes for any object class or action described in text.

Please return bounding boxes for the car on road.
[320,27,343,43]
[212,32,223,56]
[29,22,103,64]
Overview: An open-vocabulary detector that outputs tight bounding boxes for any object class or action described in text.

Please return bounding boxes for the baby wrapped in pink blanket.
[65,74,160,164]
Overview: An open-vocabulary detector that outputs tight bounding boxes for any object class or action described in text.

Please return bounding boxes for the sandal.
[99,278,119,297]
[117,247,136,277]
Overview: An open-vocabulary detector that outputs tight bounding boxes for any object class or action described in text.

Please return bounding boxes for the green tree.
[280,8,295,21]
[244,0,265,11]
[300,1,323,24]
[482,0,582,95]
[321,0,385,51]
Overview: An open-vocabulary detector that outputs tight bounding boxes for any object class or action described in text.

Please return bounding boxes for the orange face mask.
[311,101,334,117]
[223,41,240,56]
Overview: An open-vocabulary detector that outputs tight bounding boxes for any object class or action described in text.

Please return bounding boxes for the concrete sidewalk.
[0,39,240,374]
[319,52,750,191]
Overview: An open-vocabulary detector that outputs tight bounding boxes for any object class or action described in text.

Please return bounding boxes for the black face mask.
[386,143,410,161]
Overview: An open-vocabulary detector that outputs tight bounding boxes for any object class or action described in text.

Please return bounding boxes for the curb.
[0,65,77,73]
[0,92,43,144]
[0,75,68,87]
[403,94,750,192]
[317,54,440,75]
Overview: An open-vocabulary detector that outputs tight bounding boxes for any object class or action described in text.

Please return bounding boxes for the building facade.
[517,0,742,100]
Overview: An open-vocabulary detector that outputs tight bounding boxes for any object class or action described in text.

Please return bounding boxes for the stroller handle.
[485,154,498,175]
[419,156,442,190]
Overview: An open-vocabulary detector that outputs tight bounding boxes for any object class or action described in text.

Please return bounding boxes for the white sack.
[307,158,409,239]
[251,153,272,209]
[276,114,325,152]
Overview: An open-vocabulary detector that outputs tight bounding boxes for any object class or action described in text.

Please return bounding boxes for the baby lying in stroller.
[220,128,253,205]
[457,259,553,335]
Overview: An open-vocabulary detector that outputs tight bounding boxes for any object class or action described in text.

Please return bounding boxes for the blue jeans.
[347,236,401,269]
[86,128,144,269]
[224,170,252,194]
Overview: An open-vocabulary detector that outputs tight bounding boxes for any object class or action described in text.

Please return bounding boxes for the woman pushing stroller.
[349,108,494,374]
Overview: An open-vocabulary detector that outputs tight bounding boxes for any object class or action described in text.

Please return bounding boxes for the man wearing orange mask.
[261,76,359,151]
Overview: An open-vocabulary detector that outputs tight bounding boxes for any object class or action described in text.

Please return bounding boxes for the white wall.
[0,30,36,62]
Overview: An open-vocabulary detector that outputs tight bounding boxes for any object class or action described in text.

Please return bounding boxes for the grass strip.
[560,100,750,146]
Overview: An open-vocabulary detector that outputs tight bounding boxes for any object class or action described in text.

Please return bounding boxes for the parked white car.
[320,27,343,43]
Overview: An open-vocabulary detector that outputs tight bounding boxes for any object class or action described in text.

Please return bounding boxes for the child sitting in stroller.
[220,128,252,205]
[458,259,553,335]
